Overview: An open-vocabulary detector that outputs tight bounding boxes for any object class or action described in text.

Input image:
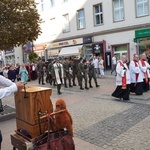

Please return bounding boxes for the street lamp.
[44,44,48,62]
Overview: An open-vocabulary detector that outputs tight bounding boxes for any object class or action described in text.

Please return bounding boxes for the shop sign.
[135,28,150,39]
[33,45,45,51]
[23,41,33,53]
[83,37,93,44]
[52,41,69,47]
[92,43,103,54]
[49,38,83,48]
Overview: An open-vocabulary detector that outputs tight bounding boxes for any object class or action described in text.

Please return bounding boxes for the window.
[50,18,56,35]
[77,9,85,29]
[113,0,124,22]
[94,4,103,26]
[50,0,55,8]
[41,0,44,11]
[62,14,70,33]
[62,0,68,3]
[136,0,148,17]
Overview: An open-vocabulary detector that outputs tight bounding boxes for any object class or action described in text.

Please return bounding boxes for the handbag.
[32,115,75,150]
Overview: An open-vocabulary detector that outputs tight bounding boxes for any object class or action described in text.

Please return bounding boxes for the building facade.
[0,46,23,66]
[34,0,150,69]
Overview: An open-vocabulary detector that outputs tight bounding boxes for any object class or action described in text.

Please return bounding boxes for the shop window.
[77,9,85,29]
[50,18,56,35]
[139,38,150,55]
[50,0,55,8]
[136,0,149,17]
[62,14,70,33]
[62,0,68,3]
[84,45,93,60]
[41,0,44,11]
[113,0,124,22]
[113,45,128,60]
[93,3,103,26]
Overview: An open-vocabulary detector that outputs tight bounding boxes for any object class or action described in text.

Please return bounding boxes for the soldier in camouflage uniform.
[48,60,54,85]
[77,58,84,90]
[63,58,72,88]
[88,59,100,88]
[82,59,89,89]
[37,60,45,85]
[77,58,89,90]
[72,58,78,86]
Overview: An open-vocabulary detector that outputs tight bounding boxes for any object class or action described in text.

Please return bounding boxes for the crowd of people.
[36,55,104,95]
[0,55,105,95]
[112,53,150,101]
[0,62,38,83]
[1,52,150,99]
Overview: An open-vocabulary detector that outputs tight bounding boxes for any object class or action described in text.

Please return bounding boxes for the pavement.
[1,71,150,150]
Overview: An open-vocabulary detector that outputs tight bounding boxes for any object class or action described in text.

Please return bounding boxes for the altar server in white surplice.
[52,58,64,95]
[139,53,150,92]
[112,55,130,100]
[129,54,143,95]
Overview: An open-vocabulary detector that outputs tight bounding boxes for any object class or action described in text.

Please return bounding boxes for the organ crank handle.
[40,109,66,120]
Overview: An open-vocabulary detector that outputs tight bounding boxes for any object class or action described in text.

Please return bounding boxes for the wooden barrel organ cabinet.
[14,86,53,138]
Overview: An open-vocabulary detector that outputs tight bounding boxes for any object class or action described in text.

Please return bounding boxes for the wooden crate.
[14,86,53,138]
[11,133,33,150]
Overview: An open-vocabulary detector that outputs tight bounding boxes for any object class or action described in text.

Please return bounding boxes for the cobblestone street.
[1,71,150,150]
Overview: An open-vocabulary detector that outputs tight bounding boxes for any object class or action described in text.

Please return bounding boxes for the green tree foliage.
[28,52,38,62]
[0,0,41,50]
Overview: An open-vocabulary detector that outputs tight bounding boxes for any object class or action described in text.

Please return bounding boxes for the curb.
[0,105,16,122]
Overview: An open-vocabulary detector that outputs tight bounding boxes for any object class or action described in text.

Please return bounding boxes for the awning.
[59,45,82,56]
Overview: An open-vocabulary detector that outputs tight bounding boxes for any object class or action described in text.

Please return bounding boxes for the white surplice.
[129,60,143,83]
[116,61,130,86]
[139,60,150,78]
[53,63,64,85]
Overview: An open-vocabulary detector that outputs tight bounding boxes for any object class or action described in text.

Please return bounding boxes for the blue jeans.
[111,64,117,74]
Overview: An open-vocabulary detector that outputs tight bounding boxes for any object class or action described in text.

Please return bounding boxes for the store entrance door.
[105,52,111,69]
[114,50,128,60]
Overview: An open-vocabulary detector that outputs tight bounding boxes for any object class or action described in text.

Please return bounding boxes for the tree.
[0,0,41,50]
[28,52,38,62]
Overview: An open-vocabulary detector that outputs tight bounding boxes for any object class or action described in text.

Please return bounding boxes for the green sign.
[135,28,150,38]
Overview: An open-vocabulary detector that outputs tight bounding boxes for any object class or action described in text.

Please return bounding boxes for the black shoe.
[69,85,73,87]
[65,86,68,88]
[58,92,62,95]
[80,88,84,90]
[123,98,130,101]
[85,87,89,90]
[42,83,45,85]
[73,84,77,86]
[96,85,100,87]
[90,86,93,88]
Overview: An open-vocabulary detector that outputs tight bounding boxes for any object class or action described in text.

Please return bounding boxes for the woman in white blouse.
[99,56,105,78]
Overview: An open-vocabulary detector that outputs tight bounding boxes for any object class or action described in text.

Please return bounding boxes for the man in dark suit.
[37,60,45,85]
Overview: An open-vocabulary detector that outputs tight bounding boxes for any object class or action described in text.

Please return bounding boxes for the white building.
[34,0,150,69]
[1,46,23,66]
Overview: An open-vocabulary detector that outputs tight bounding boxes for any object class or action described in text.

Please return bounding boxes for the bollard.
[0,99,4,112]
